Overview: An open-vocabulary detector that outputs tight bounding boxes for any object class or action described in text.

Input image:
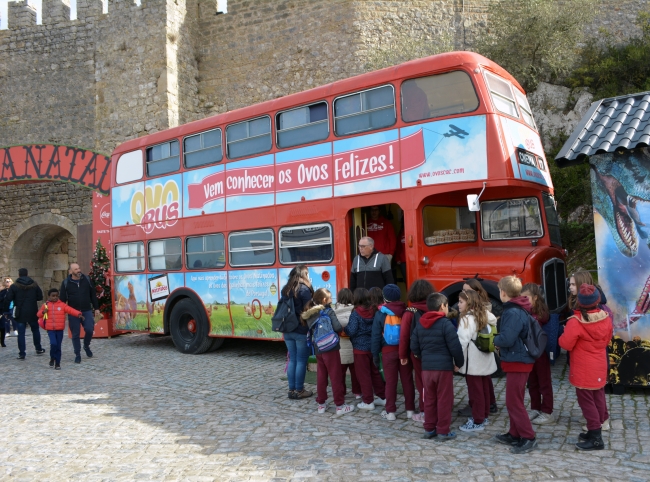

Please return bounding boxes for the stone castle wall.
[0,0,648,280]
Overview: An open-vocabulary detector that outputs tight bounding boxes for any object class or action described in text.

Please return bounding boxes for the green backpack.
[473,324,497,353]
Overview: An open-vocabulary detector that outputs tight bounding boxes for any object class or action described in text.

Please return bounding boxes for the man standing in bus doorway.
[3,268,45,359]
[366,206,397,262]
[350,237,394,291]
[60,263,100,364]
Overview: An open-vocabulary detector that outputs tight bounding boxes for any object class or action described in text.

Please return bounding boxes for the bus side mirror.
[467,194,480,211]
[467,182,487,212]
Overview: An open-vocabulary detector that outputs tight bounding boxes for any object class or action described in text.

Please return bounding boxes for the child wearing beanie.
[370,284,415,421]
[559,284,613,450]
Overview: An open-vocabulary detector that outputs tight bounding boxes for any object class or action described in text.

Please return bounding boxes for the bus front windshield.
[481,197,543,240]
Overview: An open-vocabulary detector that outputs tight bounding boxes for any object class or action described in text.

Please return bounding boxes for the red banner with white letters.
[187,170,225,209]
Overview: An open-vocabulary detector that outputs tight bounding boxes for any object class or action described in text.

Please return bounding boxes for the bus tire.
[169,298,213,354]
[207,337,225,352]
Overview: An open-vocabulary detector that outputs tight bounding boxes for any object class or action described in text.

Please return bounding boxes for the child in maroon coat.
[521,283,554,425]
[399,279,435,422]
[559,284,612,450]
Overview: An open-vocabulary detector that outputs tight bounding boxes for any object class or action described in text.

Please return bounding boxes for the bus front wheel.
[170,298,213,354]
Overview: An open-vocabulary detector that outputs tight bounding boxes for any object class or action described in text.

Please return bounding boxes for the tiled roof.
[555,91,650,166]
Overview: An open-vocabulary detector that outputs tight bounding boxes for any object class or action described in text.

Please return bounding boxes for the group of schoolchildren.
[281,264,614,454]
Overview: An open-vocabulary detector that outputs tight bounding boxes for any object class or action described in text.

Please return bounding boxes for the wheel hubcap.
[187,319,197,333]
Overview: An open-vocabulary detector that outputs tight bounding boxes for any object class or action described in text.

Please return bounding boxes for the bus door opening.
[346,203,405,297]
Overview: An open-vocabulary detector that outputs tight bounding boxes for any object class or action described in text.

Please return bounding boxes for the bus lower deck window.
[279,224,333,264]
[148,238,182,271]
[115,242,145,272]
[481,198,543,240]
[187,234,226,269]
[228,229,275,267]
[423,206,476,245]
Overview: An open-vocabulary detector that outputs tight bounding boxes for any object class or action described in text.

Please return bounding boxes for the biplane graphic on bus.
[107,51,566,354]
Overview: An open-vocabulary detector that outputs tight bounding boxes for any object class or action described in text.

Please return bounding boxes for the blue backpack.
[310,310,339,352]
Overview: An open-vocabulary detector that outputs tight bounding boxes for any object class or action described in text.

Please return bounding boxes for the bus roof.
[113,51,522,157]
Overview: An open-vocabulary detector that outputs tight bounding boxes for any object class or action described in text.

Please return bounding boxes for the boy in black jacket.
[411,293,464,440]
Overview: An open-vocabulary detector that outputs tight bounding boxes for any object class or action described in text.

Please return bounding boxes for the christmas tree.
[89,239,112,318]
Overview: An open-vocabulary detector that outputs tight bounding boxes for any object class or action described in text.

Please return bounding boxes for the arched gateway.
[0,144,110,291]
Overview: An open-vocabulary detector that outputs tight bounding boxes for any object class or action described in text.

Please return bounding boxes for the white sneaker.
[354,393,362,400]
[459,417,485,432]
[13,331,18,336]
[336,404,354,416]
[406,410,415,419]
[483,417,489,426]
[374,398,386,406]
[532,412,554,425]
[381,410,396,421]
[357,402,375,410]
[528,409,540,421]
[317,403,327,414]
[411,412,425,423]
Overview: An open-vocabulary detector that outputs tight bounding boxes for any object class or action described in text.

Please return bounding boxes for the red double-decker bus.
[108,51,566,354]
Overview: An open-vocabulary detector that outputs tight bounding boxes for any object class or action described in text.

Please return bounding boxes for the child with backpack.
[302,288,354,416]
[371,284,415,421]
[335,288,361,399]
[521,283,554,425]
[493,276,537,454]
[400,279,436,423]
[345,288,386,411]
[410,292,464,440]
[37,288,84,370]
[559,284,612,450]
[457,290,497,432]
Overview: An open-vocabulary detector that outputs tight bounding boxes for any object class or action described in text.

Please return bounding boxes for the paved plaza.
[1,331,650,481]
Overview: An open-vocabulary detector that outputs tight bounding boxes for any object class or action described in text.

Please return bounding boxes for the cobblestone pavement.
[1,331,650,481]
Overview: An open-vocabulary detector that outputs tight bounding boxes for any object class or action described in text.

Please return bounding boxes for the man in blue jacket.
[493,276,536,454]
[60,263,100,364]
[3,268,45,359]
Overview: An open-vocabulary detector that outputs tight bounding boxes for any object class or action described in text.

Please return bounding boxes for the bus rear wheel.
[170,298,213,354]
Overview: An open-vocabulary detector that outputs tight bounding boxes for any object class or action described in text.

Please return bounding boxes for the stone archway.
[4,213,78,291]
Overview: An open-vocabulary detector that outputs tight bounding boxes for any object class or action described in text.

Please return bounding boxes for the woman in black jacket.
[280,264,314,400]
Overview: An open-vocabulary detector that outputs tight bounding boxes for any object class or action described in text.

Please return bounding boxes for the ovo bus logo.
[130,180,180,234]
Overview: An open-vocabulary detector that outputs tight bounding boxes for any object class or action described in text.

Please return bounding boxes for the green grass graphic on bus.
[114,274,149,331]
[148,273,184,333]
[185,271,232,336]
[228,269,281,339]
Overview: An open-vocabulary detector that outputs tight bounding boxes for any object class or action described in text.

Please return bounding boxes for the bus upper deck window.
[423,206,476,246]
[485,72,519,118]
[279,224,333,264]
[226,116,272,159]
[334,85,395,136]
[115,150,143,184]
[514,90,537,129]
[401,71,479,122]
[276,102,329,149]
[146,140,180,177]
[481,198,543,240]
[184,128,223,168]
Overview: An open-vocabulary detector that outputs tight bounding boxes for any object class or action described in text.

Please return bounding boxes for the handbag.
[271,296,300,333]
[473,324,498,353]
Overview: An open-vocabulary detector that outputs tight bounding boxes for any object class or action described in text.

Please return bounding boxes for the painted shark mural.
[590,148,650,258]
